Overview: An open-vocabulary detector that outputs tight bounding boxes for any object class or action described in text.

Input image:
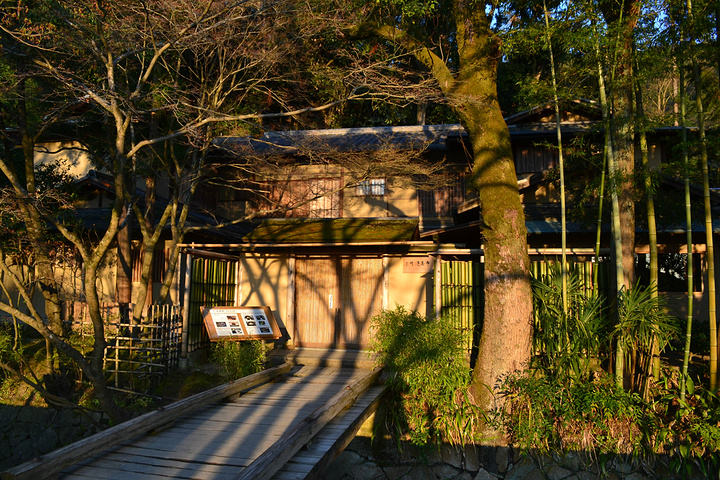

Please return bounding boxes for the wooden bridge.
[2,357,384,480]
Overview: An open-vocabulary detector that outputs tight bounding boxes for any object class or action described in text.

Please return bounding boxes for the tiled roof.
[214,124,466,155]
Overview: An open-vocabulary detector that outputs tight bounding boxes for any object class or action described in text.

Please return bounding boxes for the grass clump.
[211,340,267,381]
[369,305,479,446]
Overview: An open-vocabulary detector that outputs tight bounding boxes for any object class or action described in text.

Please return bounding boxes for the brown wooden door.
[294,256,383,349]
[295,257,338,348]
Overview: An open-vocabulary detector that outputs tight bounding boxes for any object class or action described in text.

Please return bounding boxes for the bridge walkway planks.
[58,366,383,480]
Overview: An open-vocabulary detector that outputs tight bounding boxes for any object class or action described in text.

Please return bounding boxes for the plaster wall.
[237,254,289,335]
[385,255,434,319]
[34,141,92,179]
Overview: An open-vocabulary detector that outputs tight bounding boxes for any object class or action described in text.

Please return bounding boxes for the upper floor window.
[514,146,557,174]
[418,174,466,218]
[356,178,386,196]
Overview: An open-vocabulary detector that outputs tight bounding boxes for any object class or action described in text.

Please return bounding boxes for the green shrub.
[498,369,720,474]
[498,371,647,455]
[613,282,680,394]
[211,340,266,380]
[369,306,479,446]
[652,377,720,476]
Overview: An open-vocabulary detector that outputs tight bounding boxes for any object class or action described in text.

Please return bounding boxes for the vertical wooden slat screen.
[529,256,612,298]
[187,256,237,352]
[439,259,483,356]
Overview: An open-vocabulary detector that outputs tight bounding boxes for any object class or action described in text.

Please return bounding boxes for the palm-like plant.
[614,283,680,398]
[532,263,605,381]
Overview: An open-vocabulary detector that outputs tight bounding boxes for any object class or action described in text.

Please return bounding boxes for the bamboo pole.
[693,49,718,391]
[544,0,568,315]
[680,52,694,402]
[595,23,626,387]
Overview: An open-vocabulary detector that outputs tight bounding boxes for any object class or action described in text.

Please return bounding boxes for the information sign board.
[201,305,282,341]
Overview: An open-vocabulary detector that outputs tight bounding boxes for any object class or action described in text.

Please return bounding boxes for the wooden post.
[235,256,242,306]
[382,254,389,310]
[180,248,192,364]
[285,255,296,348]
[435,255,442,320]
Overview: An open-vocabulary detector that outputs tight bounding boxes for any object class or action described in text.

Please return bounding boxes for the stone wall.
[320,414,704,480]
[0,404,102,471]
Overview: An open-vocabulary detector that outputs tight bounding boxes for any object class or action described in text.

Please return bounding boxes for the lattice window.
[418,174,466,218]
[514,146,557,174]
[356,178,386,196]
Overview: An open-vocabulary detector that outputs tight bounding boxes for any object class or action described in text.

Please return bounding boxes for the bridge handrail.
[235,366,383,480]
[1,362,293,480]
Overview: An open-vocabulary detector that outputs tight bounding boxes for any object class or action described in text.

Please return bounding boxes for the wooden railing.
[1,363,293,480]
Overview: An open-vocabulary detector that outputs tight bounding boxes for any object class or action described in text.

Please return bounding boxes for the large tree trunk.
[448,8,533,413]
[365,2,533,415]
[600,0,640,291]
[465,110,533,412]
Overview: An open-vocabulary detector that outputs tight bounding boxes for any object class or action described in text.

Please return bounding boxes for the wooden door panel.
[340,257,383,349]
[294,258,337,348]
[294,256,383,350]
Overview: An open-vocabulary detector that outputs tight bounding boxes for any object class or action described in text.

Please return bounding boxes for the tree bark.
[362,2,533,414]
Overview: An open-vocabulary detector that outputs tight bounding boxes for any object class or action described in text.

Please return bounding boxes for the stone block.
[0,406,19,430]
[557,452,581,472]
[495,446,511,473]
[611,457,634,475]
[407,464,439,480]
[16,407,51,424]
[331,449,366,479]
[545,463,572,480]
[439,444,463,469]
[350,436,374,460]
[384,465,412,480]
[433,463,461,479]
[451,472,473,480]
[462,444,481,472]
[35,427,59,454]
[12,437,37,465]
[354,461,385,480]
[473,468,499,480]
[8,425,29,447]
[505,456,545,480]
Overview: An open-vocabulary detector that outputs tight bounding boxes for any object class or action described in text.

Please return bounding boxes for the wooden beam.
[1,363,292,480]
[234,367,382,480]
[302,385,386,480]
